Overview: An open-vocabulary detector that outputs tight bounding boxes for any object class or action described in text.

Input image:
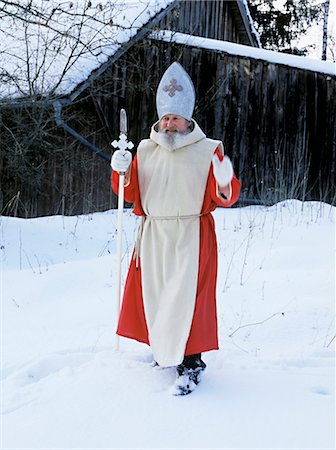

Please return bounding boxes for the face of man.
[159,114,191,135]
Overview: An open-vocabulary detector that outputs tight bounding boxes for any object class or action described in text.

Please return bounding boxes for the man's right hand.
[111,150,132,173]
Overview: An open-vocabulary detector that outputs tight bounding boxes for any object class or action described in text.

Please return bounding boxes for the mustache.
[159,129,189,136]
[163,128,179,133]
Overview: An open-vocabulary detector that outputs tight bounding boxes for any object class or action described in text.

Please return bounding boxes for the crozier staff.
[111,62,241,396]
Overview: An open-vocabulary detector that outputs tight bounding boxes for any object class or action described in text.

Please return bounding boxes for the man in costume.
[111,62,240,395]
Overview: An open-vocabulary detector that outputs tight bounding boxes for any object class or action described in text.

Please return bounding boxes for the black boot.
[172,353,206,396]
[180,353,206,385]
[182,354,206,372]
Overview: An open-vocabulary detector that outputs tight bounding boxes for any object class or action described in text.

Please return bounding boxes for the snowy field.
[1,200,335,450]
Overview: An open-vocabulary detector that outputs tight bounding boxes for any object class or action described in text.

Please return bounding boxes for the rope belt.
[134,212,209,268]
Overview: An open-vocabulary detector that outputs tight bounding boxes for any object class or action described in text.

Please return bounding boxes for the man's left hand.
[212,154,234,187]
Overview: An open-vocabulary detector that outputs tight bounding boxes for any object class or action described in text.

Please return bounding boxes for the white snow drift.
[1,200,335,449]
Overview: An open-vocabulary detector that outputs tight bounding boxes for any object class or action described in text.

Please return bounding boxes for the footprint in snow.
[1,351,93,414]
[310,386,330,396]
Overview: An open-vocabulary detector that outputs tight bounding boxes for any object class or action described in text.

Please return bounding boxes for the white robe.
[137,120,222,366]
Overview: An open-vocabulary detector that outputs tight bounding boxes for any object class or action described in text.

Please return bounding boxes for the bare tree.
[0,0,154,100]
[322,0,330,60]
[0,0,161,217]
[0,1,124,215]
[327,34,336,62]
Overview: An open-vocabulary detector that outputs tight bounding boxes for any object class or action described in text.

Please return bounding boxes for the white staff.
[111,109,134,350]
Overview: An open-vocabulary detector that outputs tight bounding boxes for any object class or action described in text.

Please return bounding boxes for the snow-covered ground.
[1,200,335,449]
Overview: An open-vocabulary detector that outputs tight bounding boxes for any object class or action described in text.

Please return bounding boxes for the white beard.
[150,119,205,153]
[157,130,191,152]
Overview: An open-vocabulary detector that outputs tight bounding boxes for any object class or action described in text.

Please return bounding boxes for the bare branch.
[228,311,288,338]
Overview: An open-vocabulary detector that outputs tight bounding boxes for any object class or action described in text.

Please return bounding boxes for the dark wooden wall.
[1,4,335,217]
[1,40,335,218]
[157,0,245,44]
[0,0,259,217]
[114,40,336,205]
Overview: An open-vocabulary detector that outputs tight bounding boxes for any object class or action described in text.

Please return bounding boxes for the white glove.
[212,154,234,187]
[111,150,132,173]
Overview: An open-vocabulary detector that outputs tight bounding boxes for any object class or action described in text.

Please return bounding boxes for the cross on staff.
[112,133,134,154]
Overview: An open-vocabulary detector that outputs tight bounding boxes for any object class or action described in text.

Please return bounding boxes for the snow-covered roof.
[2,1,331,103]
[0,0,175,99]
[238,0,261,48]
[149,30,336,77]
[0,0,262,101]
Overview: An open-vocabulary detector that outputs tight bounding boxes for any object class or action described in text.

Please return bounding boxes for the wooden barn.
[1,0,335,217]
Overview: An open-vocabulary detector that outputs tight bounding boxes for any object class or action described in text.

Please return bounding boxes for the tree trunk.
[322,0,330,61]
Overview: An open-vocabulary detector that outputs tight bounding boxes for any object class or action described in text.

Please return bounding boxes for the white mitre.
[156,62,196,121]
